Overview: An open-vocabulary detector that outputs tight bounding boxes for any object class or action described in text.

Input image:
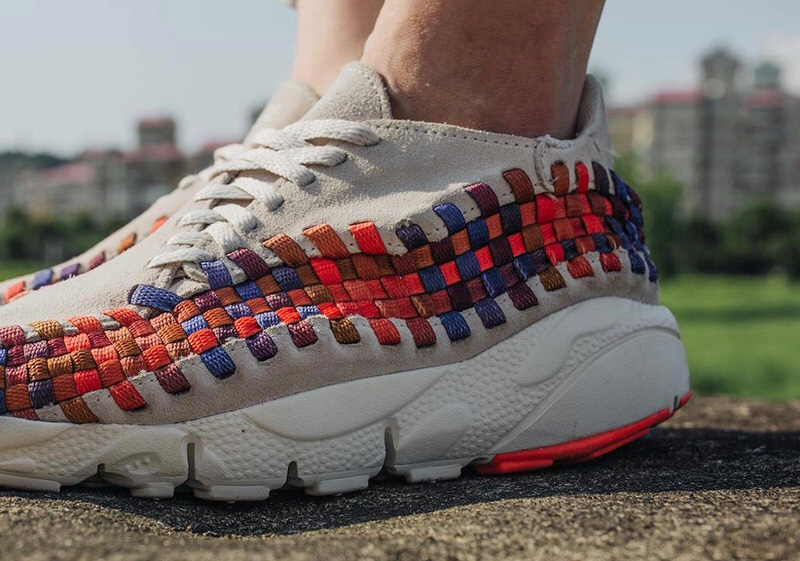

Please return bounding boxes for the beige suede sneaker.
[0,63,690,501]
[0,80,318,305]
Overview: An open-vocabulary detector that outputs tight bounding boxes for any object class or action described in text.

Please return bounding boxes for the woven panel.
[0,164,655,422]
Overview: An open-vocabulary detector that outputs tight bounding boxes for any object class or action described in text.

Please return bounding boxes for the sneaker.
[0,80,318,305]
[0,63,690,500]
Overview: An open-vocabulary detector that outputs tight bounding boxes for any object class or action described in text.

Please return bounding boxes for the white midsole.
[0,297,690,498]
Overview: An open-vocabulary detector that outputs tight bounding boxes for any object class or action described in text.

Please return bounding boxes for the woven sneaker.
[0,63,690,500]
[0,80,318,305]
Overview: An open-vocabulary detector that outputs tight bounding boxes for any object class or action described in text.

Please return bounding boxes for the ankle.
[361,0,602,139]
[292,0,383,95]
[364,52,586,139]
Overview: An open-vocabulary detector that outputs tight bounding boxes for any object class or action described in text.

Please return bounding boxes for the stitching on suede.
[354,67,393,118]
[371,123,535,148]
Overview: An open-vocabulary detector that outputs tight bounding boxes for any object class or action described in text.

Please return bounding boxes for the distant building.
[0,153,68,218]
[651,89,704,214]
[608,48,800,220]
[8,117,213,222]
[608,105,653,162]
[15,152,125,218]
[10,117,185,222]
[10,149,125,221]
[0,104,268,231]
[123,117,185,216]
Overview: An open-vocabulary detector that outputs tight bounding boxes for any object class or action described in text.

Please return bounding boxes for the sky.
[1,0,798,156]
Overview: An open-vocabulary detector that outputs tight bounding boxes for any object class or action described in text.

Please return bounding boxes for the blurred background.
[1,1,798,398]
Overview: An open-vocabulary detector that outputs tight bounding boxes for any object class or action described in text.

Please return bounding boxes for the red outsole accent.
[476,390,692,475]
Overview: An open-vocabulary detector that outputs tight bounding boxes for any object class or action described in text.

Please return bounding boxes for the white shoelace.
[148,119,380,278]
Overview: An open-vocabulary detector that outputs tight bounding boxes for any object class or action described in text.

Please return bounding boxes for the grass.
[660,275,800,399]
[0,261,797,399]
[0,261,44,281]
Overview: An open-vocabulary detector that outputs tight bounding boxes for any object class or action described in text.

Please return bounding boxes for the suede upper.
[0,63,657,425]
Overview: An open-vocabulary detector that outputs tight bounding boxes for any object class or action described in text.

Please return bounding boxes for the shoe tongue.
[302,62,393,122]
[244,79,320,143]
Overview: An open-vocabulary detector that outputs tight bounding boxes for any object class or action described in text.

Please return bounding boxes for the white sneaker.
[0,63,690,501]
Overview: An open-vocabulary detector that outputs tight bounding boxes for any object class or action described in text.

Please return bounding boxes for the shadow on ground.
[2,397,798,537]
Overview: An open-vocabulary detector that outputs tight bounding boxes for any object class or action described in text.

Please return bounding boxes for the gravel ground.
[1,395,798,561]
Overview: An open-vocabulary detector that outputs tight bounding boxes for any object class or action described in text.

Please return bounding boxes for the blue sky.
[1,0,797,155]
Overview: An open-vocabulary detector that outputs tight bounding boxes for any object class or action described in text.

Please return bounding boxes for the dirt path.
[2,396,799,561]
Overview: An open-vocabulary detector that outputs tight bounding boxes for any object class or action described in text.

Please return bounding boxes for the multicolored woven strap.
[2,215,169,304]
[0,163,655,423]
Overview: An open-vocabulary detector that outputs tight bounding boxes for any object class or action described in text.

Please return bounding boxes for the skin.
[362,0,605,139]
[293,0,605,140]
[292,0,385,95]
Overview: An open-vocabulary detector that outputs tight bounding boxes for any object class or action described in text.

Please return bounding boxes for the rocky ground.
[1,396,798,561]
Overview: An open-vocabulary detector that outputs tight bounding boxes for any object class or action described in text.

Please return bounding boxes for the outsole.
[477,391,692,475]
[0,391,692,500]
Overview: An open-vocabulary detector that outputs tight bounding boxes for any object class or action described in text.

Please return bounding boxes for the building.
[122,117,186,216]
[651,90,702,208]
[10,149,126,221]
[738,64,800,209]
[3,114,256,223]
[609,48,800,220]
[9,117,194,222]
[14,152,125,218]
[0,153,68,218]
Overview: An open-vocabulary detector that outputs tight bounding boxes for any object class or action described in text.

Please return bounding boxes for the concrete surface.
[1,396,798,561]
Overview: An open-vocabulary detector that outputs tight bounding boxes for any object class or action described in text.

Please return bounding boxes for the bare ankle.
[362,0,604,140]
[292,0,383,96]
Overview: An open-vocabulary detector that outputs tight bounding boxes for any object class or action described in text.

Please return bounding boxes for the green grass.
[660,275,800,399]
[0,261,797,399]
[0,261,44,282]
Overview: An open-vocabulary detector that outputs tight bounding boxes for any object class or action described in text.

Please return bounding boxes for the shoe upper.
[0,80,318,305]
[0,63,657,425]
